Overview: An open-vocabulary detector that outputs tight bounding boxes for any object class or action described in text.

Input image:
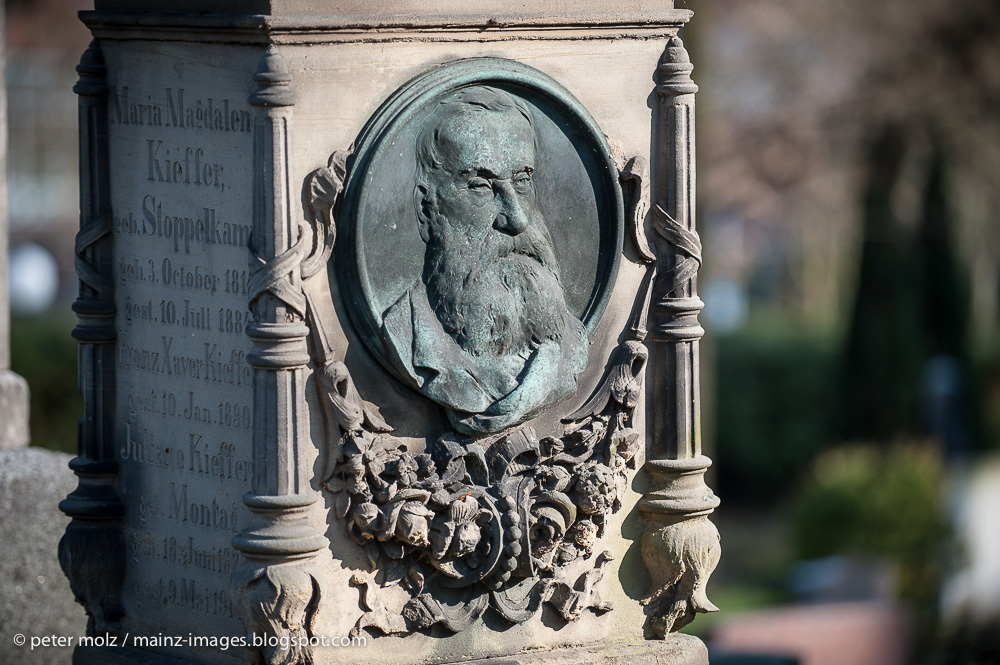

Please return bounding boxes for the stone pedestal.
[0,448,87,665]
[61,3,719,664]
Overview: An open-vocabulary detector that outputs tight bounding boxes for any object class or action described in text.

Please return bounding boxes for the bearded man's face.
[418,107,569,361]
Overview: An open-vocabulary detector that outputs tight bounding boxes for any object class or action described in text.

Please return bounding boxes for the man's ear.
[414,183,433,243]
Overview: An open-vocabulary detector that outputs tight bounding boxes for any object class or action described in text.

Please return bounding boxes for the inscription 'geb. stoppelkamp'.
[115,197,250,253]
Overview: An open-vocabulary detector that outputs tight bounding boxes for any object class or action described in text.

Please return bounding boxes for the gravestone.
[0,0,29,453]
[61,2,720,664]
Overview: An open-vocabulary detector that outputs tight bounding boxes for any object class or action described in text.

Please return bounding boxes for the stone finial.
[656,36,699,97]
[249,46,295,108]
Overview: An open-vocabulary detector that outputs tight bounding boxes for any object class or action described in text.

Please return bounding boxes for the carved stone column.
[58,40,126,635]
[232,47,328,665]
[639,35,721,639]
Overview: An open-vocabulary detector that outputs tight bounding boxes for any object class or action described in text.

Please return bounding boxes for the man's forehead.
[437,110,535,172]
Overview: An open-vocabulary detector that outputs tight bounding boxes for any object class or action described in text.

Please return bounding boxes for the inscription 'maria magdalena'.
[109,86,252,133]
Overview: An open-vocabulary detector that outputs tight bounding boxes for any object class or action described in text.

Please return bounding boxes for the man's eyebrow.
[461,163,501,179]
[460,163,534,179]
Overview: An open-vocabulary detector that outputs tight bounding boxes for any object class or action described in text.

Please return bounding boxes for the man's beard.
[423,218,570,360]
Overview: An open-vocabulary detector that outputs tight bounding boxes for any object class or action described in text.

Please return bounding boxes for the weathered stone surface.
[0,447,86,665]
[458,635,709,665]
[101,39,256,641]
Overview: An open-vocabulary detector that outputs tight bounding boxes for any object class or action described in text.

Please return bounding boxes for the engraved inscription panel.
[106,45,257,638]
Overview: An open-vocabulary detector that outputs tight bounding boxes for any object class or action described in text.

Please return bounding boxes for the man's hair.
[415,86,535,182]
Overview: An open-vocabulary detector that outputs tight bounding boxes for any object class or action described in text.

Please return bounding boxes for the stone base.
[74,645,191,665]
[73,637,708,665]
[0,369,29,450]
[458,636,709,665]
[0,447,86,665]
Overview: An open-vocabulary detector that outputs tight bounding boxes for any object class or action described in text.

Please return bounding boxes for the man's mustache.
[467,224,559,284]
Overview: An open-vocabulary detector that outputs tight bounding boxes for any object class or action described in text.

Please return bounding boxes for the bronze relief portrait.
[336,59,623,435]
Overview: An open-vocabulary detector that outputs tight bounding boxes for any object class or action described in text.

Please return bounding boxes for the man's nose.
[493,180,529,235]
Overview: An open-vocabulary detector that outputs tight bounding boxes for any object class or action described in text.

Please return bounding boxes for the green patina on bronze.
[336,58,624,435]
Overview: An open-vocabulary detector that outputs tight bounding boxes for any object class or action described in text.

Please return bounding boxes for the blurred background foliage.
[791,444,952,573]
[790,444,954,635]
[9,313,80,454]
[713,317,838,505]
[689,0,1000,660]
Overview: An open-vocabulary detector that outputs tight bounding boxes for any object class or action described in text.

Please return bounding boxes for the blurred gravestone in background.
[6,0,90,455]
[1,2,89,664]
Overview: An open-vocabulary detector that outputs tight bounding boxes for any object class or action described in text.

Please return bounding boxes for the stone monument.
[61,2,720,664]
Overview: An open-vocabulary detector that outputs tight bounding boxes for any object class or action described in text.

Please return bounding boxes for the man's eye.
[513,173,532,191]
[468,178,491,191]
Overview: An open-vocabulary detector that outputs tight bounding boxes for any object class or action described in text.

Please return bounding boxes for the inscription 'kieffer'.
[147,141,226,191]
[120,423,253,480]
[109,86,251,134]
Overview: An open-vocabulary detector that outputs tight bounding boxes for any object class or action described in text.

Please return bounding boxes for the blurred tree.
[839,128,973,445]
[917,143,970,361]
[696,0,999,453]
[697,0,1000,343]
[838,124,924,442]
[915,143,974,456]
